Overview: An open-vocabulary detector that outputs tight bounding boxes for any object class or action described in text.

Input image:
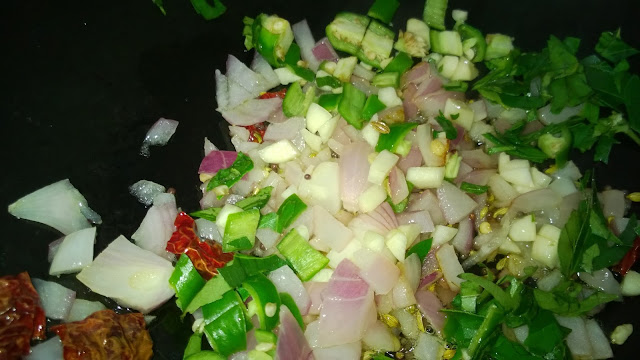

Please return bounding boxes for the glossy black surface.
[1,0,639,358]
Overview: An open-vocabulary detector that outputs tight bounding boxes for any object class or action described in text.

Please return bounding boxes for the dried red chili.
[613,235,640,276]
[245,122,267,143]
[0,272,46,359]
[166,212,233,280]
[51,309,152,360]
[258,88,287,99]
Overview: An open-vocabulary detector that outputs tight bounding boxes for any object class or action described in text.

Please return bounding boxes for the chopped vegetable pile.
[4,0,640,359]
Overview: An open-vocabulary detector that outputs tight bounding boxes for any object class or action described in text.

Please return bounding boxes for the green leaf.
[376,122,418,153]
[595,30,640,63]
[275,194,307,233]
[234,186,273,210]
[190,0,226,20]
[184,275,232,314]
[435,111,458,140]
[206,152,254,192]
[442,309,485,348]
[489,335,541,360]
[547,35,580,77]
[258,212,279,231]
[533,279,618,317]
[523,309,570,356]
[152,0,166,15]
[458,273,516,311]
[460,182,489,194]
[191,207,221,222]
[406,238,433,262]
[624,74,640,132]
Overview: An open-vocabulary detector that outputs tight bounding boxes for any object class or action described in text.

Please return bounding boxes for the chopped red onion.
[459,149,498,169]
[400,62,431,89]
[451,215,474,256]
[408,190,446,225]
[316,259,376,347]
[268,265,311,315]
[304,281,328,316]
[388,166,410,205]
[199,150,238,175]
[352,248,400,295]
[140,118,179,157]
[437,181,478,224]
[457,169,497,187]
[339,141,372,212]
[313,205,353,252]
[276,306,314,360]
[312,37,339,62]
[397,145,423,173]
[402,83,420,120]
[418,271,442,289]
[415,289,446,333]
[396,210,435,234]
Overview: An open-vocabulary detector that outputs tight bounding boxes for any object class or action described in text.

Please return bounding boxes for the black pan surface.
[1,0,639,358]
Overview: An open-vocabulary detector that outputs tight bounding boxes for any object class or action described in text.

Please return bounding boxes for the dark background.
[1,0,639,358]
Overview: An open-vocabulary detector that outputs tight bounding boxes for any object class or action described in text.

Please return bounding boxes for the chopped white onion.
[195,218,222,244]
[585,319,613,359]
[8,179,101,235]
[250,51,280,90]
[65,298,107,322]
[129,180,166,206]
[203,137,218,156]
[32,278,76,320]
[413,332,444,359]
[292,19,320,71]
[47,237,64,263]
[76,235,175,313]
[578,268,621,298]
[268,265,311,315]
[140,118,179,157]
[221,98,283,126]
[25,336,63,360]
[131,193,178,260]
[49,227,96,275]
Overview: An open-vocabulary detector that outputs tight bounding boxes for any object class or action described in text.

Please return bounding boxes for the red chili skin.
[613,235,640,276]
[166,212,233,280]
[0,272,46,359]
[51,310,153,360]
